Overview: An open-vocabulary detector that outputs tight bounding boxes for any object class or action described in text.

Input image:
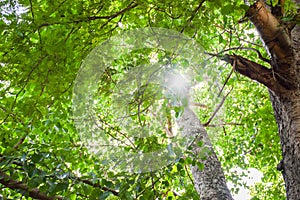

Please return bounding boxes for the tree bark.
[176,1,300,198]
[269,89,300,199]
[247,1,300,199]
[269,23,300,200]
[213,1,300,198]
[177,107,234,200]
[227,1,300,199]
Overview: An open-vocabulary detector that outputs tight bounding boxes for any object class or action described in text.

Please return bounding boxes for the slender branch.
[239,37,264,48]
[13,136,26,149]
[136,178,160,198]
[0,170,63,200]
[205,46,271,64]
[79,179,119,196]
[203,88,232,127]
[191,102,208,108]
[185,164,194,185]
[180,0,206,33]
[218,67,234,97]
[226,47,270,64]
[154,6,182,19]
[39,2,138,28]
[29,0,35,22]
[206,122,244,127]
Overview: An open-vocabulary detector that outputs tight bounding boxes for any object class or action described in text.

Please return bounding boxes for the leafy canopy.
[1,0,292,199]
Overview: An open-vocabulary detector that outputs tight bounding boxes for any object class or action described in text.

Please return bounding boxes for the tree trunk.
[229,1,300,199]
[247,2,300,199]
[176,1,299,199]
[269,22,300,199]
[177,107,234,200]
[270,89,300,199]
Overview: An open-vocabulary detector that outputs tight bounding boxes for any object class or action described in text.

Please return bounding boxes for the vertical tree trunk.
[207,1,300,198]
[270,89,300,199]
[177,107,234,200]
[233,1,300,199]
[176,1,300,199]
[269,23,300,199]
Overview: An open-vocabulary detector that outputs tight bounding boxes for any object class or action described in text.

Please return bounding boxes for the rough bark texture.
[270,23,300,200]
[177,107,233,200]
[226,1,300,199]
[248,2,300,199]
[269,89,300,199]
[178,0,299,199]
[246,0,296,89]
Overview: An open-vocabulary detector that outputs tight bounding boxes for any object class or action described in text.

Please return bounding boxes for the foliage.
[0,0,292,199]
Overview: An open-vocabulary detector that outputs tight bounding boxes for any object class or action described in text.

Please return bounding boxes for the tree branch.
[79,178,119,196]
[39,2,138,28]
[246,0,292,60]
[225,54,282,92]
[207,52,284,93]
[0,170,63,200]
[180,0,206,33]
[215,47,271,64]
[203,88,232,127]
[13,136,26,149]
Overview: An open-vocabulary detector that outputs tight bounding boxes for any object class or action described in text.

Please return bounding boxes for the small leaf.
[197,162,204,170]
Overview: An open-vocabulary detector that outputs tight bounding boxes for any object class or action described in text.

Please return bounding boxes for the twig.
[205,122,244,127]
[136,178,160,198]
[205,46,271,64]
[13,137,26,149]
[29,0,35,22]
[79,179,119,196]
[39,2,138,29]
[218,67,234,97]
[191,102,208,108]
[180,0,206,33]
[203,88,233,127]
[185,164,194,185]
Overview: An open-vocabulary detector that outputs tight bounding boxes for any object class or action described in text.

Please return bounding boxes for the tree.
[229,1,300,199]
[178,0,300,199]
[0,0,299,199]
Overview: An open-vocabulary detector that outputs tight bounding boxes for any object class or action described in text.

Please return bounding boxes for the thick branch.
[246,0,299,90]
[224,54,285,93]
[0,170,63,200]
[207,52,283,93]
[246,0,292,60]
